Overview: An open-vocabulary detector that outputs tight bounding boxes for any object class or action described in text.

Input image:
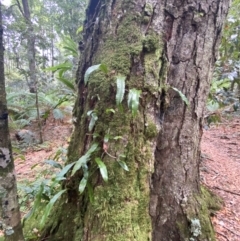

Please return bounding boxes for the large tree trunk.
[39,0,230,240]
[0,4,24,241]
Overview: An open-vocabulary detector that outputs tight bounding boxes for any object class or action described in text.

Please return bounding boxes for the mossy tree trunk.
[40,0,230,240]
[0,4,24,241]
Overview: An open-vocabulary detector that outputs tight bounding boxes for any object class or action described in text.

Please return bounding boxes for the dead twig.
[216,231,230,241]
[214,186,240,197]
[221,225,240,237]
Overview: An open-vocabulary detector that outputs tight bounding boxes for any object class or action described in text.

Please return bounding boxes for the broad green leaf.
[116,76,126,105]
[71,143,98,176]
[86,143,99,155]
[61,36,78,57]
[84,64,101,84]
[57,77,75,91]
[99,64,108,74]
[95,158,108,182]
[22,183,44,227]
[79,178,88,193]
[63,46,78,57]
[71,155,89,176]
[104,134,110,143]
[58,68,65,78]
[76,26,83,34]
[113,136,123,140]
[118,160,129,171]
[128,89,141,116]
[40,190,66,229]
[106,108,115,114]
[89,113,98,132]
[93,133,100,139]
[171,87,190,106]
[44,160,62,169]
[57,162,75,178]
[83,166,89,180]
[51,176,66,184]
[119,154,126,158]
[22,208,34,227]
[87,183,94,203]
[44,62,72,72]
[87,110,94,116]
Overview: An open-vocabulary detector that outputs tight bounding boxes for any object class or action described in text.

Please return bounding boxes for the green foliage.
[87,110,98,132]
[60,36,78,57]
[40,189,66,229]
[117,159,129,171]
[45,62,73,73]
[84,64,108,84]
[71,143,99,175]
[44,159,62,169]
[57,76,76,91]
[79,178,88,194]
[116,76,126,105]
[206,78,232,119]
[128,89,141,116]
[56,162,75,179]
[95,158,108,182]
[71,154,90,177]
[76,26,83,35]
[171,87,190,107]
[210,78,231,94]
[7,90,69,130]
[44,36,77,92]
[20,147,69,227]
[106,108,115,114]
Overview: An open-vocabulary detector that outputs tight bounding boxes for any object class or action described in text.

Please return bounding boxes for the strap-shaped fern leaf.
[95,158,108,182]
[128,89,141,116]
[116,76,126,105]
[171,87,189,107]
[84,64,108,84]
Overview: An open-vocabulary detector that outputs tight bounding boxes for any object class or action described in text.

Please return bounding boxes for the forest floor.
[12,114,240,241]
[201,115,240,241]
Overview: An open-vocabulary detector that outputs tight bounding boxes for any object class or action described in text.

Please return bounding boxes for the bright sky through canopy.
[1,0,11,6]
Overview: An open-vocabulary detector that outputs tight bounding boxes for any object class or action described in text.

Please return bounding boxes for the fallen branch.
[213,186,240,196]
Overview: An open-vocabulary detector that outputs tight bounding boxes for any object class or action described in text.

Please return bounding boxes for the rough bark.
[0,4,24,241]
[37,0,230,240]
[150,0,229,240]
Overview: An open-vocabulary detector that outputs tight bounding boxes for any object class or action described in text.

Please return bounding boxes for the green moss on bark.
[82,130,153,241]
[33,3,165,241]
[176,185,222,240]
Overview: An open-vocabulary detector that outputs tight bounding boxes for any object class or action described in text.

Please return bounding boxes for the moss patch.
[145,122,158,139]
[179,185,223,240]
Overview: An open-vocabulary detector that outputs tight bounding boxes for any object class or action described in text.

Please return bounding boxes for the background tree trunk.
[39,0,230,240]
[19,0,37,93]
[15,0,44,143]
[0,4,24,241]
